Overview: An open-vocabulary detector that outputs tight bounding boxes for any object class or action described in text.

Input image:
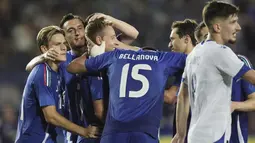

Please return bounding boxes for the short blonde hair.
[36,25,65,51]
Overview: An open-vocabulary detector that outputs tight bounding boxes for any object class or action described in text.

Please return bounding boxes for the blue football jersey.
[85,49,186,138]
[15,63,65,143]
[61,51,103,142]
[230,55,255,143]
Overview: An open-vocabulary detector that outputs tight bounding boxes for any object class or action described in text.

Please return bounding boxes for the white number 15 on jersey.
[120,64,152,98]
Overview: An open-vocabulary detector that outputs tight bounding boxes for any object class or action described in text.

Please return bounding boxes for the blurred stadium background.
[1,0,255,142]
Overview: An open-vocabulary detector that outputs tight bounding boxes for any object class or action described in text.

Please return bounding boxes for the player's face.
[63,19,85,49]
[101,26,117,51]
[220,14,241,44]
[197,27,209,43]
[48,33,67,62]
[169,28,187,53]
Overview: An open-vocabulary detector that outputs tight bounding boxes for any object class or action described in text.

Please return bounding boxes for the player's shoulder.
[202,40,229,49]
[237,54,253,68]
[28,63,46,82]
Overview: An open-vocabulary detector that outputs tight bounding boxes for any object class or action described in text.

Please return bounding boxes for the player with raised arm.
[67,29,187,143]
[24,13,139,143]
[195,21,255,143]
[173,1,255,143]
[15,26,98,143]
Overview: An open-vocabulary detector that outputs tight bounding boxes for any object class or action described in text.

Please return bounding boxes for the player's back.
[100,49,186,139]
[185,41,245,142]
[15,63,62,143]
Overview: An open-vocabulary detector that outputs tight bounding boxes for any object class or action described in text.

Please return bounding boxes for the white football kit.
[182,40,250,143]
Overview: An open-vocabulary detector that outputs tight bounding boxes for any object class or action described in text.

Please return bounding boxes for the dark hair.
[194,21,206,41]
[85,18,112,44]
[171,19,198,46]
[202,0,239,30]
[36,26,65,52]
[59,13,85,28]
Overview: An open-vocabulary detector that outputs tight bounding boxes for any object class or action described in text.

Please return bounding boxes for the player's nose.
[168,42,172,49]
[236,23,241,31]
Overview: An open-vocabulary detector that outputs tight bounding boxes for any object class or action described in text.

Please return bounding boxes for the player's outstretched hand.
[171,134,185,143]
[83,125,100,138]
[43,48,59,61]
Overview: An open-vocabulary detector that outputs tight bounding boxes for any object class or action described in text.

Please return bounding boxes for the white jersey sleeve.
[211,45,246,78]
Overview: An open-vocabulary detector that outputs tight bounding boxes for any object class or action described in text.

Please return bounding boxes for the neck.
[46,61,59,72]
[71,46,87,57]
[207,33,225,45]
[185,44,194,55]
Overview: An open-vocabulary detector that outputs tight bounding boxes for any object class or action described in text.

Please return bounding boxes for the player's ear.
[40,45,48,53]
[95,36,102,45]
[184,35,190,44]
[212,23,221,33]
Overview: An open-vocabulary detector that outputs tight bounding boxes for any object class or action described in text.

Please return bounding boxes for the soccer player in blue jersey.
[195,21,255,143]
[67,30,187,143]
[25,13,139,143]
[173,1,255,143]
[15,26,98,143]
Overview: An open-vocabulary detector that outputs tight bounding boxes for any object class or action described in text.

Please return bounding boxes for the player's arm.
[172,82,189,142]
[67,53,88,74]
[34,68,98,138]
[42,105,98,138]
[242,70,255,85]
[111,17,139,44]
[89,13,139,44]
[68,47,114,74]
[164,86,178,104]
[25,48,58,71]
[93,100,105,122]
[232,93,255,112]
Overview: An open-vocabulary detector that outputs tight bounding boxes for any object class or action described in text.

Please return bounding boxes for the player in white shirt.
[172,1,255,143]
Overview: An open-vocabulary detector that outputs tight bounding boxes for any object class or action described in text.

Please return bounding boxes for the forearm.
[175,85,189,137]
[110,17,139,40]
[232,100,255,112]
[47,112,86,137]
[26,55,45,71]
[67,55,87,74]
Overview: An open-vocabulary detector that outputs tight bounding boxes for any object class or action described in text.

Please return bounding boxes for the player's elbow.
[44,111,58,124]
[43,107,58,125]
[164,91,177,104]
[132,30,139,40]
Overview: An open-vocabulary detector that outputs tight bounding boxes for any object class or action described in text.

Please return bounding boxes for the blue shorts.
[77,136,101,143]
[100,132,159,143]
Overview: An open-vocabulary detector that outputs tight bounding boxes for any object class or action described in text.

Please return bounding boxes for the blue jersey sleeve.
[89,75,104,101]
[238,55,255,97]
[85,50,116,72]
[34,65,56,107]
[164,52,187,76]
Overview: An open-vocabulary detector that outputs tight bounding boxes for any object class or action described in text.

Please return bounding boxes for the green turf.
[160,136,255,143]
